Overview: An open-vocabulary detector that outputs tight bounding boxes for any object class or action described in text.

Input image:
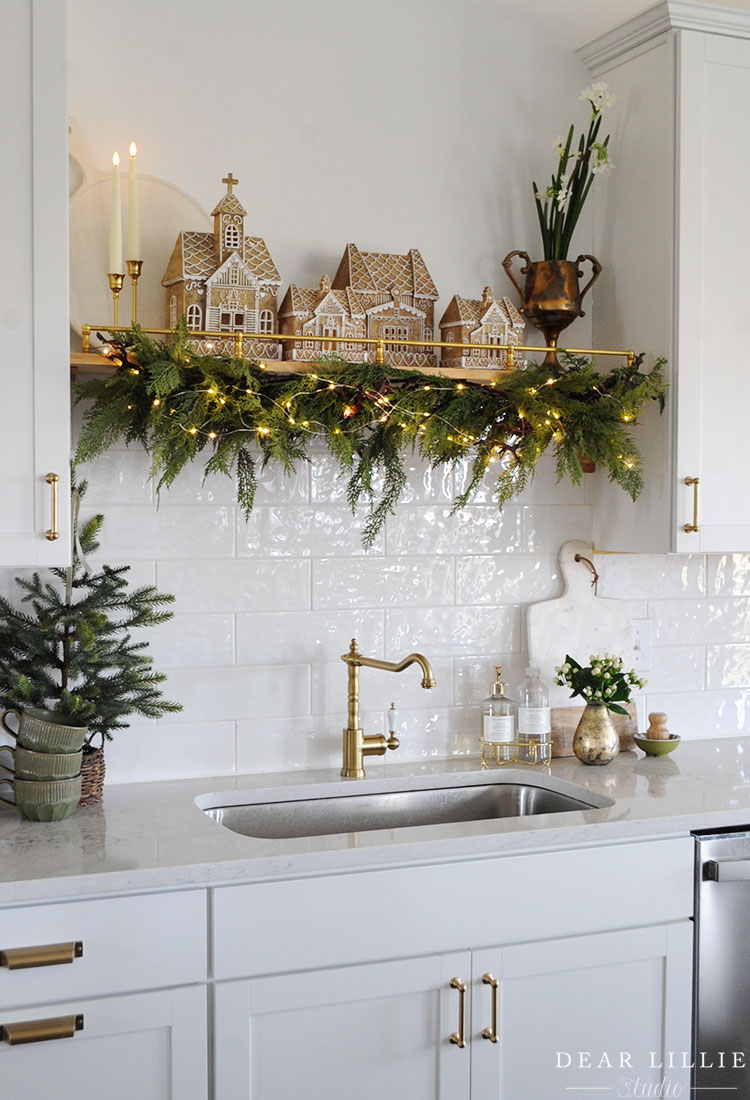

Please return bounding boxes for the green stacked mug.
[0,709,86,821]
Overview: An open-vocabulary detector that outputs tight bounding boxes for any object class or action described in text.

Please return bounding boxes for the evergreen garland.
[0,484,181,748]
[75,324,666,549]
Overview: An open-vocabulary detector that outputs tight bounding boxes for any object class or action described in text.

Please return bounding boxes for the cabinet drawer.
[0,890,207,1008]
[212,837,693,978]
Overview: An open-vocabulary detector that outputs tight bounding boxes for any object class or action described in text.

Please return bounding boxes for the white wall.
[29,0,748,783]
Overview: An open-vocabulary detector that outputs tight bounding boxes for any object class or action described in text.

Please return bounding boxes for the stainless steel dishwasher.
[694,827,750,1096]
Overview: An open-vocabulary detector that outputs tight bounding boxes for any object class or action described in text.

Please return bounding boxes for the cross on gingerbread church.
[222,173,239,194]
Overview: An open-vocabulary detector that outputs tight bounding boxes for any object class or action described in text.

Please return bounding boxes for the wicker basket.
[79,746,105,806]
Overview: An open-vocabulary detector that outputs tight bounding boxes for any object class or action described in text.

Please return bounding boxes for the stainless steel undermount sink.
[199,774,612,839]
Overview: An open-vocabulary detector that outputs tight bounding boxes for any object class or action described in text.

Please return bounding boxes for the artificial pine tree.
[0,482,181,751]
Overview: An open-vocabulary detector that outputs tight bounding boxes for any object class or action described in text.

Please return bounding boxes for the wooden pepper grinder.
[647,712,670,740]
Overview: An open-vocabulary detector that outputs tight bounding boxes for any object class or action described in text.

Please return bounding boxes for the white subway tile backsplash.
[164,665,310,723]
[312,556,454,609]
[386,505,523,556]
[707,554,750,596]
[83,505,234,561]
[238,506,384,558]
[707,644,750,690]
[651,599,750,646]
[157,559,311,613]
[146,614,235,669]
[49,404,750,784]
[596,554,705,600]
[455,554,559,605]
[386,605,520,657]
[521,505,593,553]
[104,720,237,784]
[236,609,384,666]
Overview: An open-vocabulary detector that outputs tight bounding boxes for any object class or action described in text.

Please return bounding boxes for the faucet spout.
[340,638,436,778]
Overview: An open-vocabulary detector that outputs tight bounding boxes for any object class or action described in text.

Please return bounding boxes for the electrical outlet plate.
[632,619,652,672]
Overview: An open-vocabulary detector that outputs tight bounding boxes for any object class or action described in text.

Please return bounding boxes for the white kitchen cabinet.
[211,836,694,1099]
[0,0,70,566]
[0,888,208,1099]
[214,953,471,1100]
[581,3,750,553]
[0,986,207,1100]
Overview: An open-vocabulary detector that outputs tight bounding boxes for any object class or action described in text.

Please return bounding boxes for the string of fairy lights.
[100,339,648,478]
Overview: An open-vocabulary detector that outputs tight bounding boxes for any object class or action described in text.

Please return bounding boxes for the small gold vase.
[573,704,619,766]
[501,251,602,367]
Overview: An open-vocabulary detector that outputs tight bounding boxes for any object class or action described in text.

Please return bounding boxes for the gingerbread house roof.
[332,244,438,300]
[441,294,525,328]
[211,191,247,218]
[162,232,281,287]
[280,283,365,319]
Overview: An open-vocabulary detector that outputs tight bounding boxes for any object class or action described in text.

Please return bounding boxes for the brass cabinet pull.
[481,973,499,1043]
[683,476,700,533]
[449,977,467,1048]
[0,940,83,970]
[45,472,60,541]
[1,1014,84,1045]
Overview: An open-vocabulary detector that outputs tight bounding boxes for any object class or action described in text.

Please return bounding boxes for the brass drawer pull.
[481,972,499,1042]
[683,476,700,533]
[1,1014,84,1045]
[0,941,83,970]
[45,472,60,541]
[449,977,467,1048]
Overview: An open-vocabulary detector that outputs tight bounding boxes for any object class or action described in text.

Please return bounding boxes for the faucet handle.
[386,703,400,751]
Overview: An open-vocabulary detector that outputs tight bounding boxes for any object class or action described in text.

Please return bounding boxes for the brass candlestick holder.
[126,259,143,323]
[107,273,125,327]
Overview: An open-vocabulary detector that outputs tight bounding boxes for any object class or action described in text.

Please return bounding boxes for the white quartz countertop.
[2,737,750,904]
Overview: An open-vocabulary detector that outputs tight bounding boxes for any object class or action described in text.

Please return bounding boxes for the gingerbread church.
[438,287,526,370]
[161,174,282,359]
[278,244,439,368]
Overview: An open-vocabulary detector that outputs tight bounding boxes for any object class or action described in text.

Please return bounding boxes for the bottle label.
[483,714,514,742]
[517,707,551,736]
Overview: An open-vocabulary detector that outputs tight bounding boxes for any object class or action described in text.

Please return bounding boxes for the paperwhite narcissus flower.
[580,81,616,115]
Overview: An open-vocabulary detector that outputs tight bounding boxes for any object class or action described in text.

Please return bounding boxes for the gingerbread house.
[278,244,439,368]
[438,288,527,370]
[161,174,282,358]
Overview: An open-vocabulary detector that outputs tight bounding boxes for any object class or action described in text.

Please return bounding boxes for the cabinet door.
[674,30,750,552]
[471,922,692,1098]
[214,952,470,1100]
[0,985,207,1100]
[0,0,70,566]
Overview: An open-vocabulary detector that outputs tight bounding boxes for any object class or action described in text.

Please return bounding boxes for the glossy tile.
[645,645,705,694]
[522,505,594,553]
[146,614,235,669]
[81,505,234,561]
[456,554,559,605]
[236,609,384,666]
[386,605,520,657]
[104,721,237,784]
[453,454,586,507]
[157,559,311,613]
[238,506,384,557]
[651,598,750,646]
[707,645,750,690]
[707,554,750,596]
[596,554,705,600]
[386,505,522,556]
[312,556,454,609]
[643,690,750,739]
[76,449,154,506]
[236,711,384,773]
[164,664,310,723]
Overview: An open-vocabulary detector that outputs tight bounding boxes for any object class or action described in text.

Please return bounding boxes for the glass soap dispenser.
[480,665,516,766]
[517,666,552,765]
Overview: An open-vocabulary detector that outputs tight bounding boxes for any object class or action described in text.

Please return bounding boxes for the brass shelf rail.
[80,323,635,374]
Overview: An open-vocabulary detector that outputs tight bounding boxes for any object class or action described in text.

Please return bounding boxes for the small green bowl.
[634,734,681,757]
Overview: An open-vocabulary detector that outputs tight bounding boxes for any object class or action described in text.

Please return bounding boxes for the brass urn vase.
[572,704,619,766]
[502,251,602,367]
